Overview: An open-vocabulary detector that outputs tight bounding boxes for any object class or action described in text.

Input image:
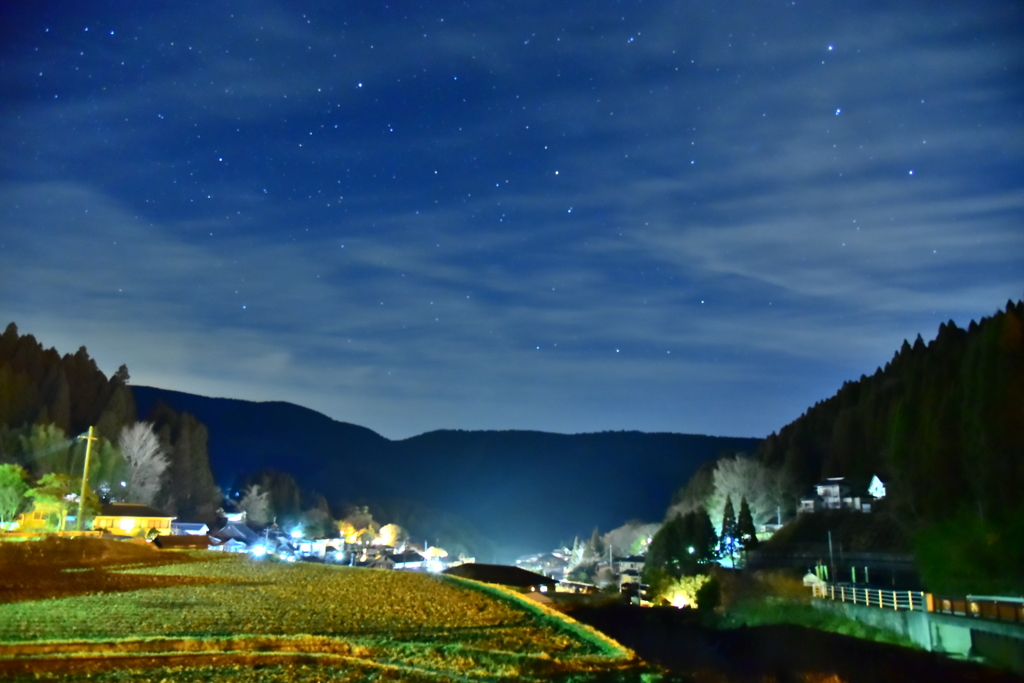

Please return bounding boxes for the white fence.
[812,583,927,611]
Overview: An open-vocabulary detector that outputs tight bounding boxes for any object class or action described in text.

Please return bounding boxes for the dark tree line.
[0,323,135,443]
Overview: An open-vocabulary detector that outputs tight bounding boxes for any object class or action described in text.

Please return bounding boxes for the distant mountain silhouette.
[132,386,762,561]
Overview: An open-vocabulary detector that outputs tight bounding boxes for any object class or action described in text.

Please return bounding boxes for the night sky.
[2,2,1022,440]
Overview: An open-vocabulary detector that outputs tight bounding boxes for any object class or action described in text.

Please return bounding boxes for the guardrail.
[814,584,1024,625]
[812,583,927,611]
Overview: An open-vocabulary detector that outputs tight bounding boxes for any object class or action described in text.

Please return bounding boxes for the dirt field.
[0,537,641,682]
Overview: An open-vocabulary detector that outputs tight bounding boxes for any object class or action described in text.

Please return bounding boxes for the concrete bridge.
[812,584,1024,674]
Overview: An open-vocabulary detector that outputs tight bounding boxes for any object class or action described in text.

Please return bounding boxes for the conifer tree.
[737,496,758,550]
[719,495,737,562]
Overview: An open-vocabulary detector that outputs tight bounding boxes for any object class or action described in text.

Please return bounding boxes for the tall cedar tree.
[150,402,219,524]
[720,496,737,559]
[720,496,737,541]
[737,496,759,549]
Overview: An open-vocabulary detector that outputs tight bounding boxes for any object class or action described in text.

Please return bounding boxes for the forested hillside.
[0,323,135,443]
[0,323,219,524]
[756,300,1024,592]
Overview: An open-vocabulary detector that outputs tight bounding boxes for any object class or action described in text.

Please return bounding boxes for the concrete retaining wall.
[813,597,1024,674]
[811,597,937,651]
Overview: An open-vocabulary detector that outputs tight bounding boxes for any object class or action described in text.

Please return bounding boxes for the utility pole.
[827,530,835,583]
[76,426,98,531]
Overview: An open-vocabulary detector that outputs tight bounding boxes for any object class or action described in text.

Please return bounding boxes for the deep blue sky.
[2,1,1022,440]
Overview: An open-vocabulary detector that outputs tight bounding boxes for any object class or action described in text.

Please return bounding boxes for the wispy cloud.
[2,0,1021,439]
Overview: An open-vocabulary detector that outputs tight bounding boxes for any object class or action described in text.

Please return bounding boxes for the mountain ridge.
[131,385,762,561]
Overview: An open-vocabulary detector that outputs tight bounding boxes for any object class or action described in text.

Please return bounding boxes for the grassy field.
[0,538,644,682]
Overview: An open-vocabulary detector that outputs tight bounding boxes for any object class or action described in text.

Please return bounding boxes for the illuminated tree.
[340,505,379,543]
[659,574,712,609]
[378,523,407,547]
[27,473,99,531]
[337,520,360,543]
[238,484,272,527]
[603,521,661,557]
[0,464,30,528]
[240,469,302,527]
[118,422,169,506]
[566,536,585,576]
[18,424,74,476]
[643,509,717,584]
[719,496,737,563]
[708,455,793,531]
[18,424,127,498]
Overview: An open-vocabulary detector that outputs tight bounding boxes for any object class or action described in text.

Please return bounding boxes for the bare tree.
[707,455,794,531]
[118,422,169,506]
[603,521,662,557]
[238,484,272,527]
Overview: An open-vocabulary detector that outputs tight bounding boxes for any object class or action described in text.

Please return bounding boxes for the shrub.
[657,574,710,609]
[695,576,720,612]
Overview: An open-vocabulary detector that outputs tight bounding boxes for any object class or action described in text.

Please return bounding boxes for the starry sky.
[2,1,1022,441]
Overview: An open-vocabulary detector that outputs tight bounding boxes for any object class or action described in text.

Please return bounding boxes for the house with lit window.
[798,475,885,514]
[91,503,175,536]
[12,501,67,532]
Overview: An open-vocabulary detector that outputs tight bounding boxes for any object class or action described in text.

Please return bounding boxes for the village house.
[12,500,66,532]
[369,549,428,570]
[798,475,886,514]
[443,563,559,593]
[171,521,210,536]
[91,503,175,536]
[208,512,260,552]
[514,551,568,578]
[613,555,646,574]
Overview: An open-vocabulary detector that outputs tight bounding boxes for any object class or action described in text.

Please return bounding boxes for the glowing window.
[118,518,135,531]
